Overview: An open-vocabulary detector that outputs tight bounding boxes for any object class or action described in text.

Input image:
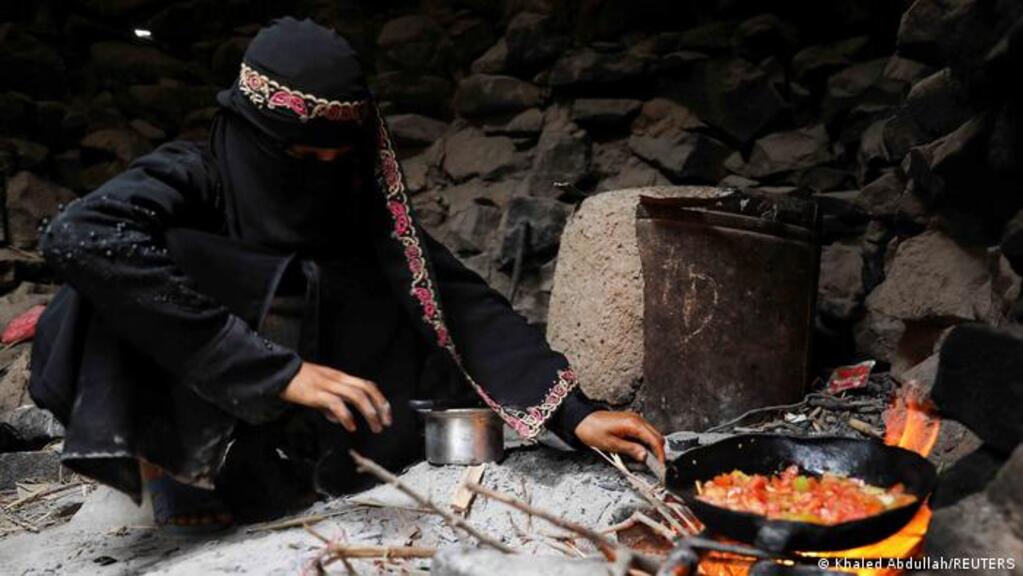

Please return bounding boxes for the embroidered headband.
[237,62,370,123]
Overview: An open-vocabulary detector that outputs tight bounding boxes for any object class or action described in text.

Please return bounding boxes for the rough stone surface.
[0,348,31,414]
[4,171,77,250]
[745,124,833,178]
[0,405,64,447]
[818,242,864,320]
[925,491,1023,569]
[0,450,62,490]
[495,197,572,269]
[521,126,591,198]
[547,186,722,405]
[385,114,448,148]
[432,547,611,576]
[442,127,526,182]
[453,74,541,118]
[628,130,731,182]
[867,229,991,323]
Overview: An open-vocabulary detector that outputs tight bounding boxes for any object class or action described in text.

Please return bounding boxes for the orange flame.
[883,381,941,457]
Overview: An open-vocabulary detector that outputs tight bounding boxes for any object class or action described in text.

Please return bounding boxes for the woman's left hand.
[574,410,666,464]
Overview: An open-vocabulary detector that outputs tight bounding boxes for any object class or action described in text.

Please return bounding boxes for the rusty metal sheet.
[635,198,819,432]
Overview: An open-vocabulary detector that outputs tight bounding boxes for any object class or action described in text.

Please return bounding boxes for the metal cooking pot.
[411,400,504,465]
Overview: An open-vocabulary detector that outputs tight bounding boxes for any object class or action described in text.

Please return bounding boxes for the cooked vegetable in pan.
[696,465,917,525]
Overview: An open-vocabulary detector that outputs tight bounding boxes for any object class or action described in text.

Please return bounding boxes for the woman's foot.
[142,462,233,533]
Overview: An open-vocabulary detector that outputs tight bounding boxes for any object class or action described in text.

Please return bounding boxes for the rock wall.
[2,0,1023,406]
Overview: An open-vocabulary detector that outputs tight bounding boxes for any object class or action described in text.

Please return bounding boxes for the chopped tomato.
[695,465,917,525]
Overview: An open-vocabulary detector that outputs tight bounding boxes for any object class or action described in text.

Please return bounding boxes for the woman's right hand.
[280,362,393,433]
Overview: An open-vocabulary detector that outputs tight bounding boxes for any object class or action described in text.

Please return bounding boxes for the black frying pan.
[667,434,937,553]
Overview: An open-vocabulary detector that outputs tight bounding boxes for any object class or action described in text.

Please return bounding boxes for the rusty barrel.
[635,194,820,432]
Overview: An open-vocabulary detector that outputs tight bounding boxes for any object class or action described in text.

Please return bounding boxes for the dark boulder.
[453,74,541,118]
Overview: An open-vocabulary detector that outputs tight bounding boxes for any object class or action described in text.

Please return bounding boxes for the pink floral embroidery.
[237,63,367,123]
[387,201,409,235]
[413,287,437,317]
[268,90,308,119]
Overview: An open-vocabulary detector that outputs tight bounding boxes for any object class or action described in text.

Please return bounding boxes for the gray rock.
[0,406,64,445]
[371,72,452,118]
[446,200,502,255]
[730,13,799,62]
[375,15,446,74]
[857,169,928,224]
[867,229,992,323]
[447,17,495,70]
[592,141,671,192]
[745,125,832,178]
[5,171,78,250]
[81,128,153,163]
[665,58,786,144]
[628,130,730,183]
[0,23,66,97]
[569,98,642,131]
[1000,209,1023,276]
[676,21,737,53]
[883,68,975,160]
[442,127,525,182]
[547,186,723,405]
[453,74,541,118]
[819,243,865,320]
[384,114,448,148]
[853,309,905,366]
[857,118,891,184]
[432,546,611,576]
[823,58,905,121]
[987,445,1023,535]
[128,118,166,141]
[470,38,508,74]
[504,12,570,73]
[925,491,1023,569]
[631,98,707,135]
[897,0,994,67]
[0,451,62,490]
[549,48,647,88]
[901,113,989,204]
[883,56,934,85]
[483,108,544,137]
[522,127,591,197]
[496,197,572,269]
[0,138,49,171]
[89,41,194,84]
[791,36,871,84]
[0,348,31,414]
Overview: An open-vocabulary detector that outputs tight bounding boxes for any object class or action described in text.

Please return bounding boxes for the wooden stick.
[632,511,676,543]
[4,481,82,511]
[449,464,486,514]
[305,524,435,560]
[463,481,660,574]
[848,417,883,439]
[246,507,353,533]
[349,451,514,553]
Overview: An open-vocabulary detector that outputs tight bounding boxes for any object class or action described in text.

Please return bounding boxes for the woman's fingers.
[323,395,357,432]
[344,375,393,427]
[332,383,383,433]
[603,435,649,462]
[634,419,667,463]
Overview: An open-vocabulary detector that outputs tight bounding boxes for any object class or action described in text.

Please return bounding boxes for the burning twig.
[349,450,514,553]
[463,480,661,574]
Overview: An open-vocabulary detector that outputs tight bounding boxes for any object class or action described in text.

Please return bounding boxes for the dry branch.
[349,450,513,553]
[463,480,661,574]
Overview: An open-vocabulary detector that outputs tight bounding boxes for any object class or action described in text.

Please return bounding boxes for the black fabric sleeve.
[420,232,601,446]
[545,389,604,449]
[40,141,301,424]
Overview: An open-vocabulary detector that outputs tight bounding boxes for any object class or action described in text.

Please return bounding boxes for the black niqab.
[211,16,374,254]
